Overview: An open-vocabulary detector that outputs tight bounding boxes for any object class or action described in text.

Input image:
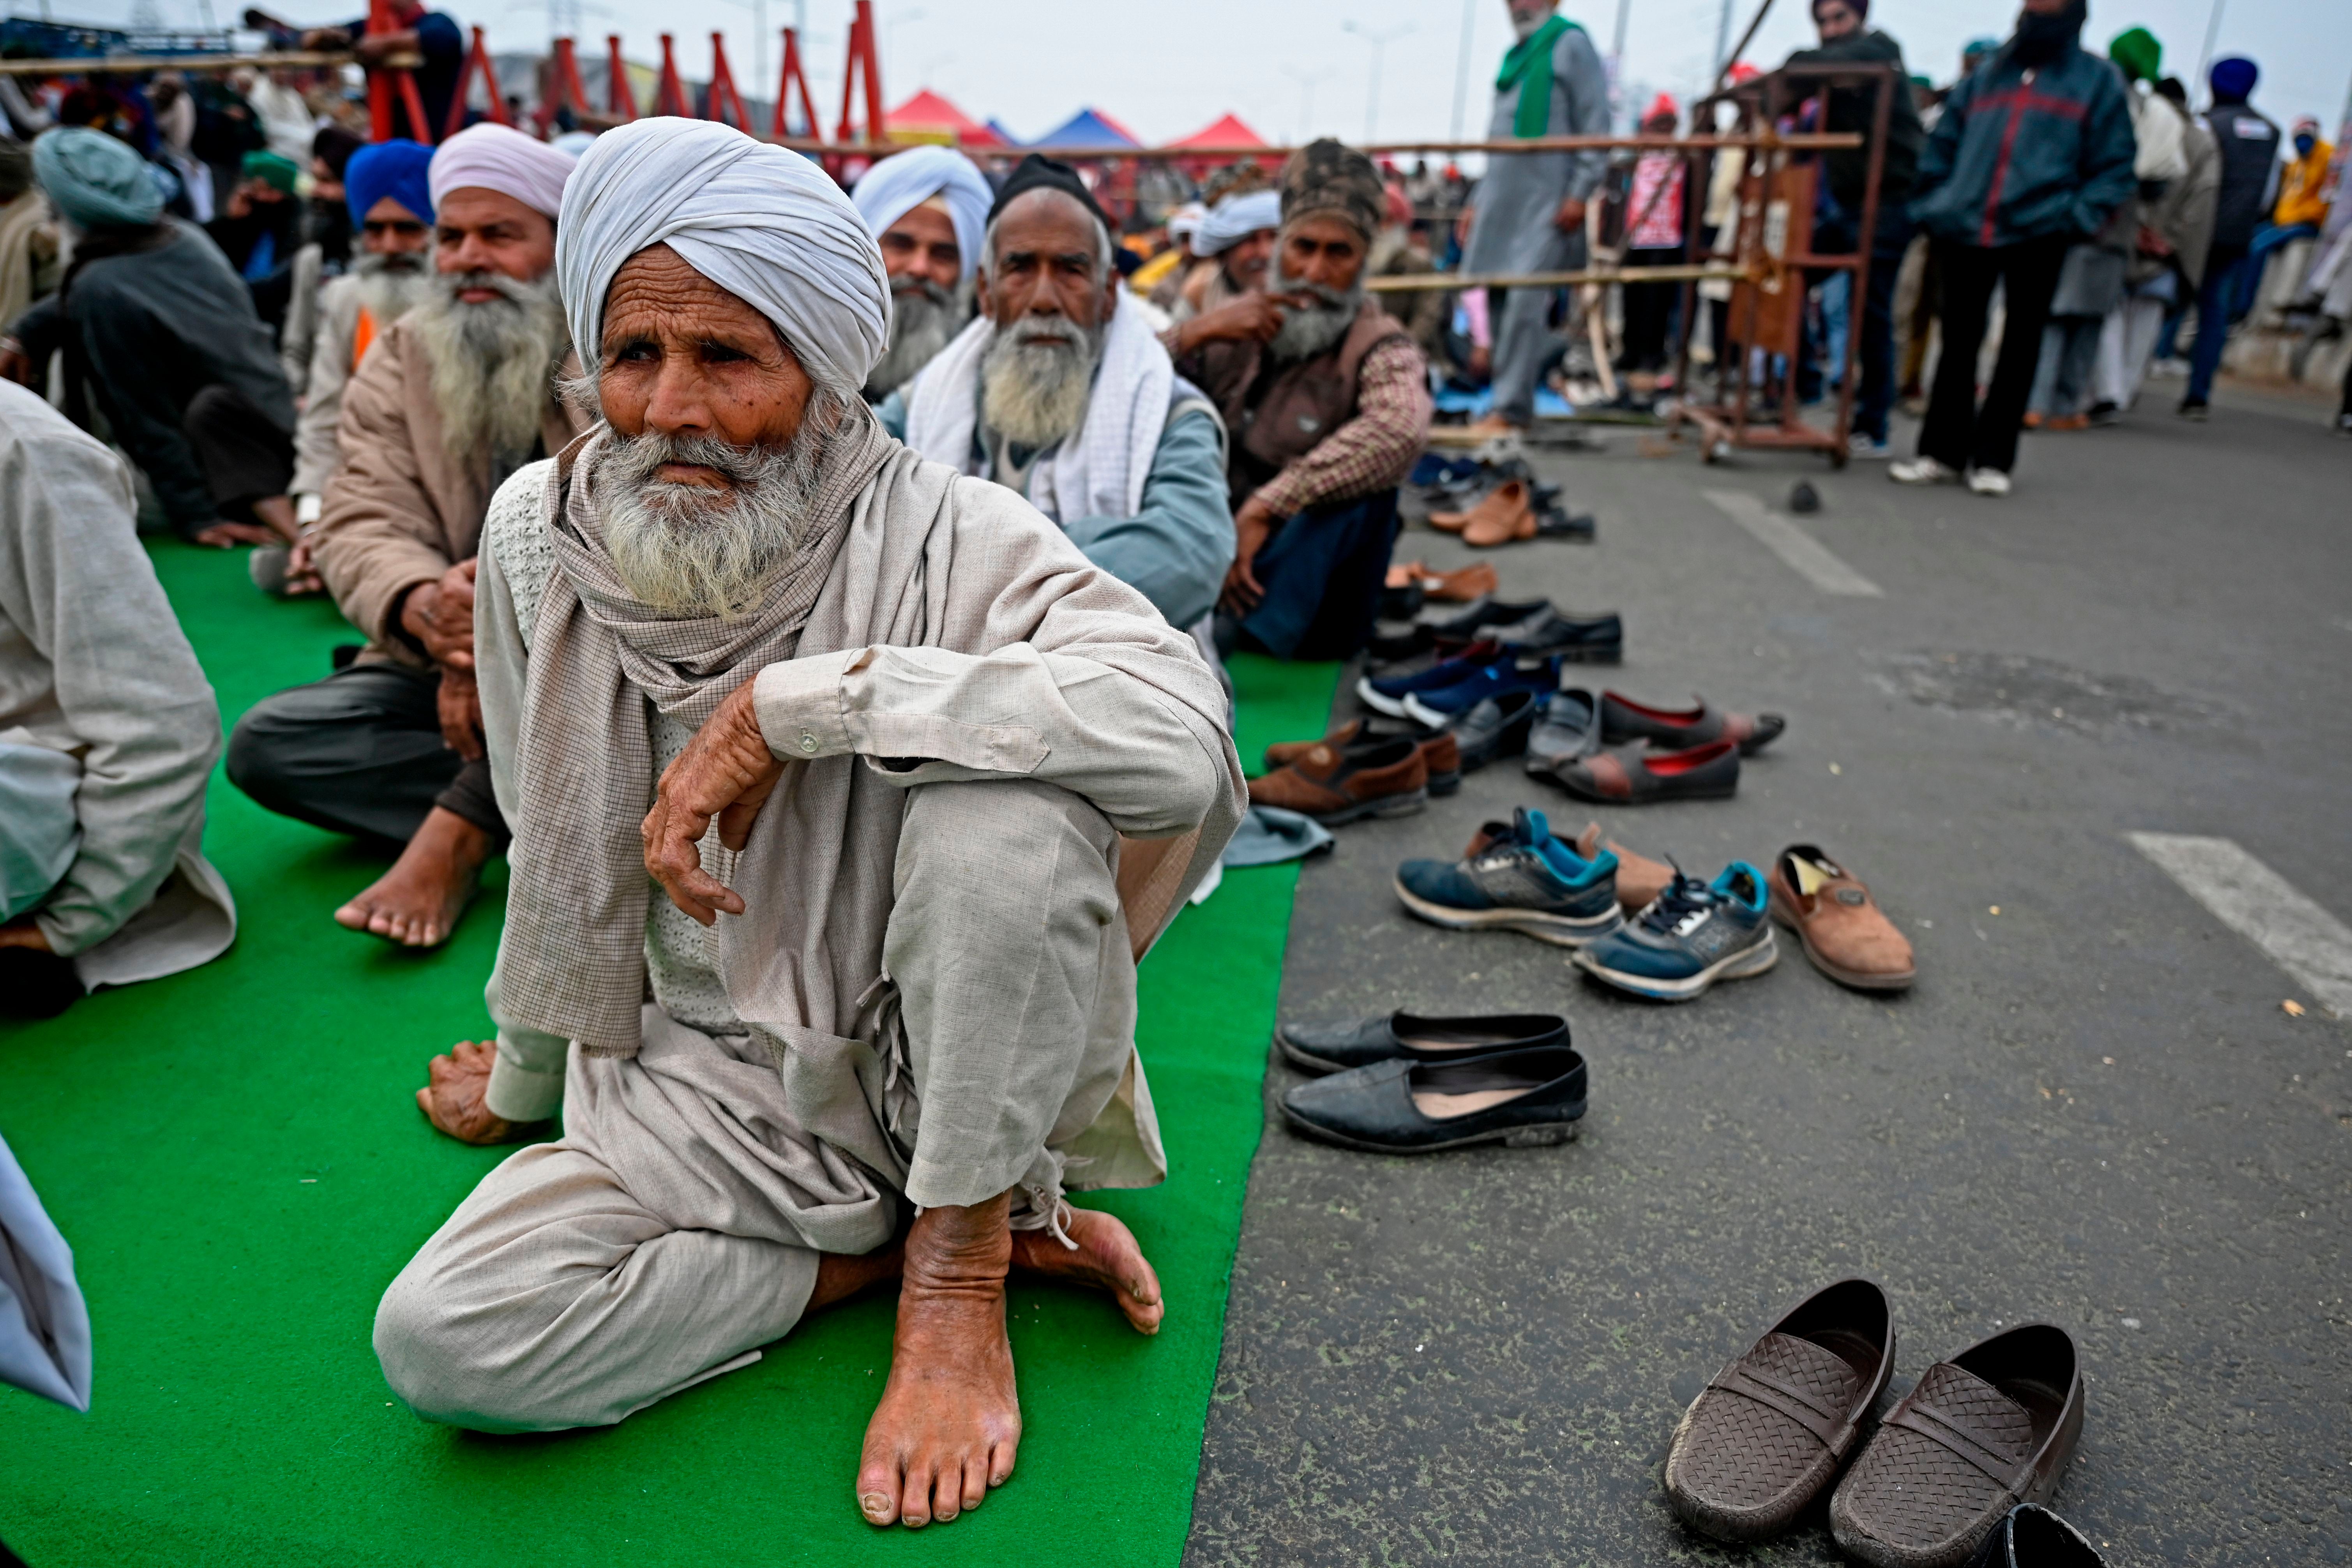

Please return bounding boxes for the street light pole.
[2194,0,2228,87]
[1713,0,1735,78]
[1344,20,1414,145]
[1449,0,1478,141]
[1282,64,1335,143]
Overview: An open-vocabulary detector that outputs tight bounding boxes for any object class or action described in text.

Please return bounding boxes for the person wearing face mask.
[2227,115,2334,324]
[1890,0,2135,497]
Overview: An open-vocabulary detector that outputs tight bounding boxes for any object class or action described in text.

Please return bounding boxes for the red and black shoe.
[1545,739,1741,804]
[1600,692,1786,756]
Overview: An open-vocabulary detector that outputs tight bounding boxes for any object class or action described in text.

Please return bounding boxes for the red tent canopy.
[886,88,1009,148]
[1169,113,1266,149]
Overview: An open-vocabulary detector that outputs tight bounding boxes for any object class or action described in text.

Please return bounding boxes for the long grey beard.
[408,267,568,469]
[592,402,839,620]
[865,277,968,400]
[351,251,434,325]
[1266,265,1363,365]
[979,315,1102,450]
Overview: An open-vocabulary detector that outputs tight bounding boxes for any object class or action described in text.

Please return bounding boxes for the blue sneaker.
[1402,655,1562,728]
[1393,806,1625,947]
[1573,862,1778,1000]
[1357,641,1507,718]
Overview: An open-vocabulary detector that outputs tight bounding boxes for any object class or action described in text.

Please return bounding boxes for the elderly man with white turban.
[850,144,992,401]
[1160,186,1285,354]
[371,119,1242,1533]
[228,123,586,954]
[882,154,1236,633]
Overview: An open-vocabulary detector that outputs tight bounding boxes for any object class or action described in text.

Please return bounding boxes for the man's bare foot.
[337,806,490,947]
[1009,1204,1164,1335]
[416,1040,541,1144]
[857,1195,1021,1529]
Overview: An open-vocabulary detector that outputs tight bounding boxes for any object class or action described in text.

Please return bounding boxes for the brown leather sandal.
[1829,1324,2085,1568]
[1664,1278,1896,1543]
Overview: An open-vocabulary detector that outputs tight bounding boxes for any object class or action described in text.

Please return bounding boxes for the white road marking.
[1702,490,1885,597]
[2128,833,2352,1014]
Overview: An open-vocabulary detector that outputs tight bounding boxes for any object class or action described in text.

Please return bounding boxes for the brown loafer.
[1829,1324,2086,1568]
[1664,1278,1896,1543]
[1547,739,1740,803]
[1430,479,1529,540]
[1265,722,1460,797]
[1573,823,1674,913]
[1424,561,1500,602]
[1248,735,1429,826]
[1769,845,1917,991]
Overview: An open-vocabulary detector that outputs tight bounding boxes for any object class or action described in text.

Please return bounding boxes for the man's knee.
[373,1254,563,1434]
[224,688,312,807]
[897,779,1118,906]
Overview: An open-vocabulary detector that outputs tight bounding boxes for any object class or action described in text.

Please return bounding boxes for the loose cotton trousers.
[1918,236,2068,477]
[373,777,1137,1433]
[2095,296,2169,411]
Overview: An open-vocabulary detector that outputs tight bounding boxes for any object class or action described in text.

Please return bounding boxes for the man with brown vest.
[1176,139,1432,661]
[227,126,584,948]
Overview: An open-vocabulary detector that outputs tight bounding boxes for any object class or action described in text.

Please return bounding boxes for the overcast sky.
[76,0,2352,148]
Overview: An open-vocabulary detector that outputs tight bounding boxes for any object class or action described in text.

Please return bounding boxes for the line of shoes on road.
[1409,451,1596,548]
[1395,810,1917,1001]
[1262,830,1914,1154]
[1665,1278,2106,1566]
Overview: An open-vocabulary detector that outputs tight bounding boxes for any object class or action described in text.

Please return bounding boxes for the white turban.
[1165,201,1209,247]
[1191,188,1282,257]
[429,122,578,220]
[557,118,889,397]
[849,146,992,283]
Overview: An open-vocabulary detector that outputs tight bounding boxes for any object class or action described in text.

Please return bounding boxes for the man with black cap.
[887,155,1236,636]
[1173,139,1432,661]
[2180,55,2280,420]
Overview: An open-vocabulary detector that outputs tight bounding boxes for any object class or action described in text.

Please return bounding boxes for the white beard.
[592,397,841,620]
[1265,262,1363,364]
[979,315,1102,450]
[865,276,968,400]
[406,267,568,468]
[351,251,434,325]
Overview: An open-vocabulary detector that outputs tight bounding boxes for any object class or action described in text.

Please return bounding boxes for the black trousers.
[227,662,507,848]
[1620,245,1685,373]
[1918,235,2070,476]
[183,383,294,521]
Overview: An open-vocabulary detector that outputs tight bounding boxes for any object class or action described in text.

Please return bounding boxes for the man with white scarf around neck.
[372,118,1243,1532]
[883,154,1236,635]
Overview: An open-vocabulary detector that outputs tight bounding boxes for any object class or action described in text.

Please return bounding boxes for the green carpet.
[0,540,1338,1568]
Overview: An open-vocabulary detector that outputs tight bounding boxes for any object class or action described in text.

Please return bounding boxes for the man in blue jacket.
[1891,0,2136,497]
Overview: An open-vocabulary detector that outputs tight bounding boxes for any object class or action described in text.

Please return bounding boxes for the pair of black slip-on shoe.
[1273,1010,1586,1154]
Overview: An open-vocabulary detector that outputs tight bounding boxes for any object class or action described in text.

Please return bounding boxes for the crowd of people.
[0,0,2344,1536]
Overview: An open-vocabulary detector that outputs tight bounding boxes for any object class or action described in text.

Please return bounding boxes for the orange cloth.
[2275,141,2335,230]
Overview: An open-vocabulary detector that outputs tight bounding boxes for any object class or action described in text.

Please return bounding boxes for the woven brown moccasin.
[1247,735,1429,826]
[1664,1278,1895,1543]
[1829,1323,2085,1568]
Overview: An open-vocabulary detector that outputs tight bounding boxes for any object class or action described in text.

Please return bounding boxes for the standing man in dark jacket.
[1786,0,1926,456]
[2179,56,2279,420]
[1890,0,2135,497]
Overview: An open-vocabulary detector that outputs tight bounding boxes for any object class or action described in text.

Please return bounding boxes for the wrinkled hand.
[1219,494,1279,615]
[400,556,479,671]
[0,916,53,952]
[1179,291,1290,354]
[642,676,784,925]
[1552,196,1589,233]
[282,535,324,597]
[437,667,484,761]
[415,1040,529,1145]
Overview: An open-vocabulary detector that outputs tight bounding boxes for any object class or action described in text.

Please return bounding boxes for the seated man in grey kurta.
[371,120,1243,1532]
[0,380,237,1021]
[881,154,1235,636]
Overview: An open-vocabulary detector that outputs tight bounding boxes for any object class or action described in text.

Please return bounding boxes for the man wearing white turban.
[228,124,586,955]
[1160,185,1291,358]
[851,145,991,401]
[371,118,1243,1533]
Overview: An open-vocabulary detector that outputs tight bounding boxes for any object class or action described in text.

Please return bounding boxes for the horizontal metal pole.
[0,49,355,75]
[773,131,1863,161]
[1368,264,1755,293]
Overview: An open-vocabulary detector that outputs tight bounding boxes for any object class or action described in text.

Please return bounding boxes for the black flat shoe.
[1450,687,1541,772]
[1966,1506,2107,1568]
[1430,596,1552,641]
[1282,1044,1587,1152]
[1495,608,1622,663]
[1275,1010,1568,1074]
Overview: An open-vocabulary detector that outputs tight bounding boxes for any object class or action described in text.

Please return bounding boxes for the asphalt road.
[1183,384,2352,1567]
